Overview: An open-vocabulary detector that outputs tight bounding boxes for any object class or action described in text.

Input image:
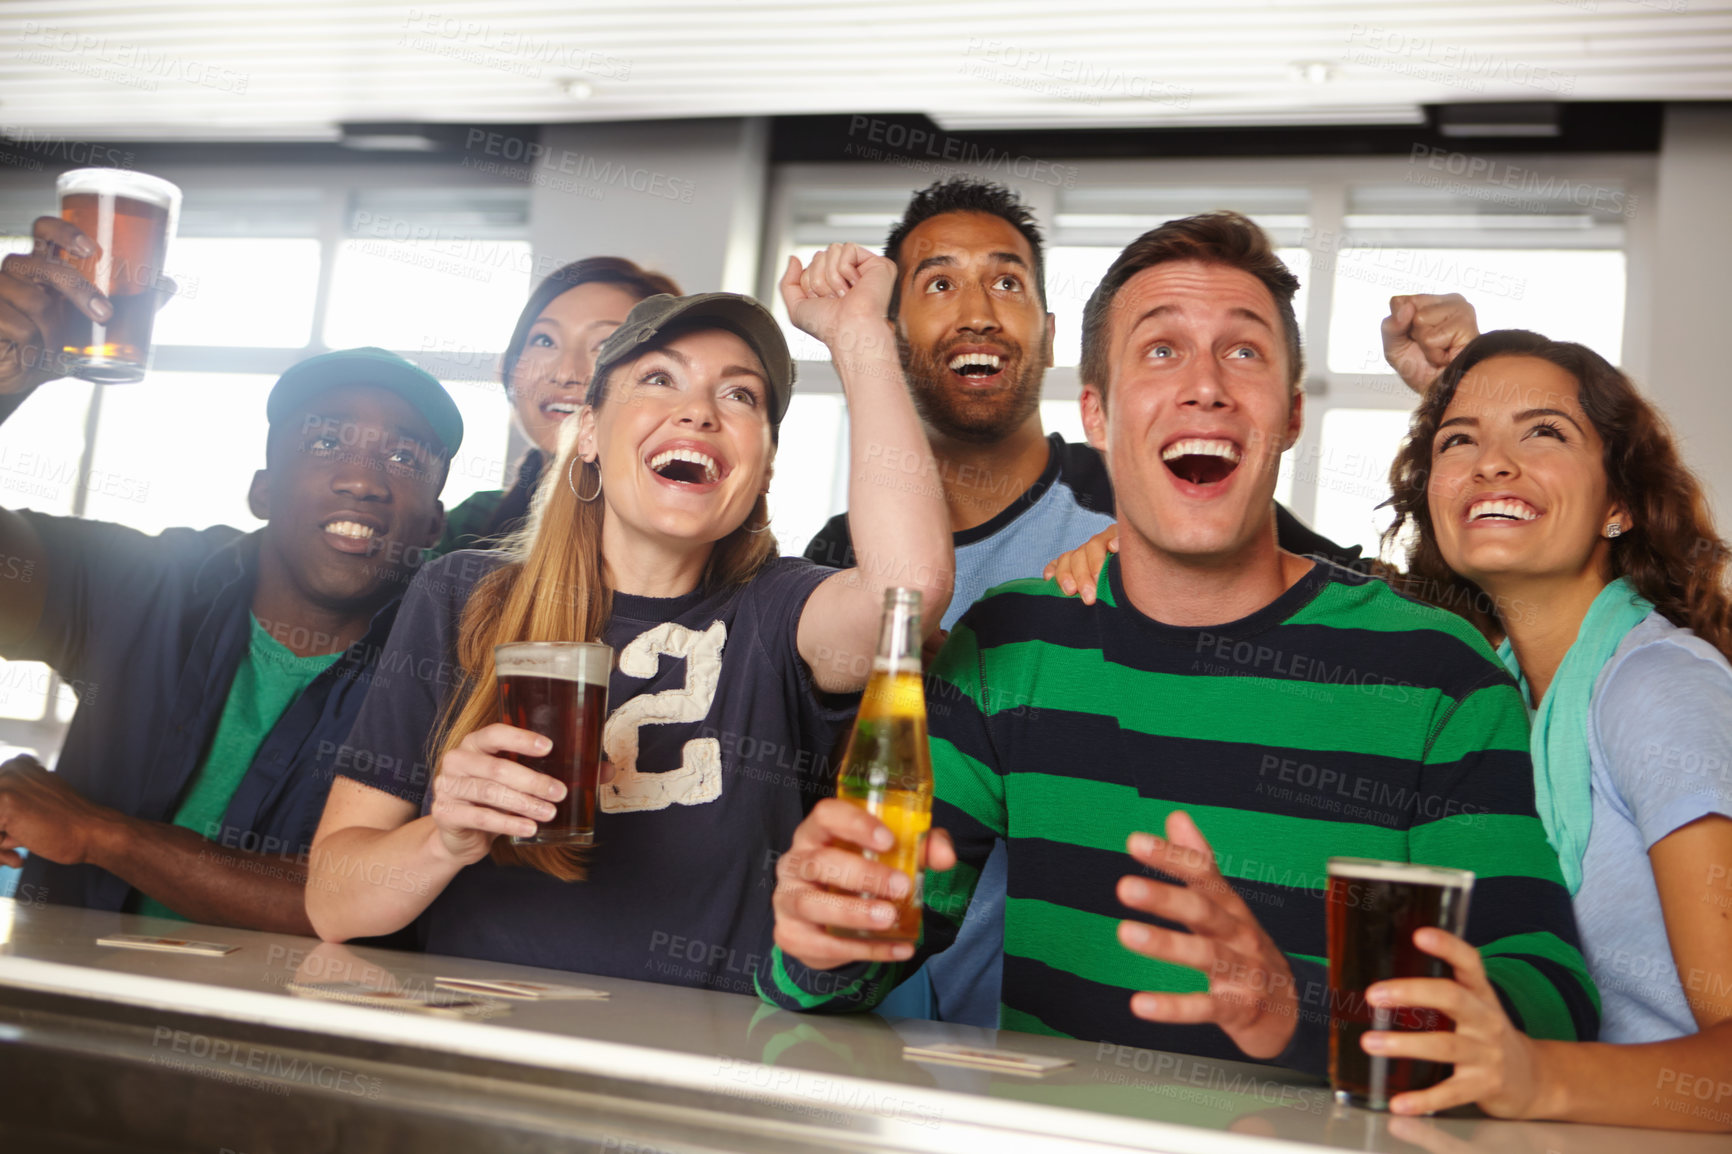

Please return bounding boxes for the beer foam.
[1325,857,1474,889]
[57,167,182,213]
[494,641,611,686]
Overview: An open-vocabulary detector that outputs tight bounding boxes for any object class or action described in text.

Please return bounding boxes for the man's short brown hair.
[1079,211,1302,398]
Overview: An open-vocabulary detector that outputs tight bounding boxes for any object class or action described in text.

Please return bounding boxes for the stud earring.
[1605,522,1623,538]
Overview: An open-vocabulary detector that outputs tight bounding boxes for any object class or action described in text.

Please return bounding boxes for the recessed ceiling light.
[1290,61,1334,85]
[562,79,595,101]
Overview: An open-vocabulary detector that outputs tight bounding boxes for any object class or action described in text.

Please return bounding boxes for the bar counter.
[0,897,1720,1153]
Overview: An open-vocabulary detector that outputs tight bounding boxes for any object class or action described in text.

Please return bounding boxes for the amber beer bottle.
[832,587,933,943]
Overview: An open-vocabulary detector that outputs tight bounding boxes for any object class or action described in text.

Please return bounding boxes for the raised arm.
[0,216,115,646]
[0,215,181,646]
[786,244,952,693]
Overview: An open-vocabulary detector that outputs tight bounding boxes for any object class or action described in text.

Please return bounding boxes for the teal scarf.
[1496,576,1654,895]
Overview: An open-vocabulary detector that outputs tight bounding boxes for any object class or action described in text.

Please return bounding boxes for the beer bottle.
[833,587,933,943]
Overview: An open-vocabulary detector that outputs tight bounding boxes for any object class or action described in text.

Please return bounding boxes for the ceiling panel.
[1,0,1728,140]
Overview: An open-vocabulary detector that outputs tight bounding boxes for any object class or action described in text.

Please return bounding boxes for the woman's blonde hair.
[427,356,779,881]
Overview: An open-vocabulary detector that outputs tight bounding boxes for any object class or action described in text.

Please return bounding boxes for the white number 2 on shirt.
[600,620,726,813]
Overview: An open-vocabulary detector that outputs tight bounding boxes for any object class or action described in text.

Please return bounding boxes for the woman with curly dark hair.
[1366,330,1732,1128]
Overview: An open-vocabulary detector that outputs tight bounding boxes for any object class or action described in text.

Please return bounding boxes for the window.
[1309,174,1632,548]
[154,238,322,348]
[766,393,847,557]
[1328,249,1626,375]
[1046,185,1311,368]
[82,372,275,534]
[0,377,96,736]
[438,376,517,514]
[1308,408,1415,561]
[324,239,532,351]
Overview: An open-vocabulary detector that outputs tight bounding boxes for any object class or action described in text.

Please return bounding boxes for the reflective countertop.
[0,898,1718,1154]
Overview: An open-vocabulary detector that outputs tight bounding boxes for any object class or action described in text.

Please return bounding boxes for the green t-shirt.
[133,616,342,921]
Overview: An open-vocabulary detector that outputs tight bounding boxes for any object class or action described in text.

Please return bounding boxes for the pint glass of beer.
[494,641,612,847]
[55,167,183,383]
[1325,857,1474,1110]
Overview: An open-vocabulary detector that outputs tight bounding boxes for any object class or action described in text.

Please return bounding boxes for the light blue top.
[938,474,1116,632]
[1577,610,1732,1043]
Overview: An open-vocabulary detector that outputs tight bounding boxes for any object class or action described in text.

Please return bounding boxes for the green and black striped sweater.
[757,557,1598,1074]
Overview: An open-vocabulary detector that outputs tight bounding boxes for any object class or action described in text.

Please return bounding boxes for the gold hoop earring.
[569,456,602,503]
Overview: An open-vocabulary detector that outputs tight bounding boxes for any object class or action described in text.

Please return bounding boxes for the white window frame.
[759,152,1658,527]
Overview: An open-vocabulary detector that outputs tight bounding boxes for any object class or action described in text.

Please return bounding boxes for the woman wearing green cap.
[431,256,682,556]
[1337,332,1732,1130]
[306,244,954,991]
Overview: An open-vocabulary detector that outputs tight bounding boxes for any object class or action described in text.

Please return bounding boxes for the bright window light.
[1328,249,1626,375]
[154,238,321,348]
[437,378,515,511]
[1039,397,1087,446]
[767,393,846,557]
[324,239,532,352]
[0,377,93,518]
[1310,408,1415,562]
[83,372,274,535]
[0,374,96,726]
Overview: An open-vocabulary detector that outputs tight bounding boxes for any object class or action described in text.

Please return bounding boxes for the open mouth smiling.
[1466,497,1542,524]
[646,445,724,487]
[946,347,1010,386]
[1160,437,1243,488]
[321,513,385,555]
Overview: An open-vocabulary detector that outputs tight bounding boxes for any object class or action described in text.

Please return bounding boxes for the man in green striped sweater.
[757,212,1597,1076]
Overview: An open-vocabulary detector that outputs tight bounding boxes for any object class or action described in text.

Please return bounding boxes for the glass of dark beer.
[1326,857,1474,1111]
[494,641,612,847]
[55,167,182,384]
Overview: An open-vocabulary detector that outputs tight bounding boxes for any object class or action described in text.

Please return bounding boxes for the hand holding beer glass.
[1326,858,1475,1112]
[55,168,181,383]
[0,167,180,393]
[1331,862,1556,1120]
[429,642,611,864]
[495,642,611,847]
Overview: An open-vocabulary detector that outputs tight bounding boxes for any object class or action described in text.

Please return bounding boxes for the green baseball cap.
[588,293,794,427]
[267,347,464,455]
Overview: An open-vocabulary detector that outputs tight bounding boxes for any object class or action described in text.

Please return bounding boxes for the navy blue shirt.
[334,550,854,994]
[9,514,403,912]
